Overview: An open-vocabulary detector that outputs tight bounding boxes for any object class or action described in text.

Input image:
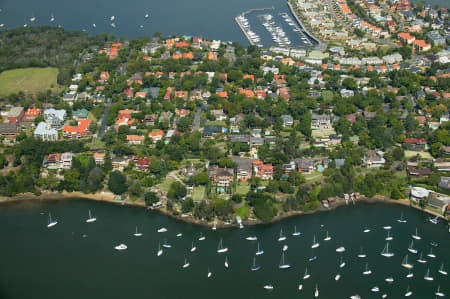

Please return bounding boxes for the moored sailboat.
[86,210,96,223]
[380,242,394,258]
[311,234,319,248]
[251,256,261,271]
[407,240,418,254]
[314,284,319,297]
[217,238,228,253]
[438,263,447,275]
[324,231,331,241]
[134,226,143,237]
[363,263,372,275]
[278,228,286,242]
[278,252,291,269]
[47,213,58,228]
[256,242,264,255]
[292,225,301,236]
[412,228,421,240]
[424,268,434,281]
[401,255,413,269]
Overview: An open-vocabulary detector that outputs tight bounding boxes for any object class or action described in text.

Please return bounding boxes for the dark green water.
[0,199,448,299]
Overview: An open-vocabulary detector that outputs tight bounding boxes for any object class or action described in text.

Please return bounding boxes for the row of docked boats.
[279,12,312,46]
[237,15,263,48]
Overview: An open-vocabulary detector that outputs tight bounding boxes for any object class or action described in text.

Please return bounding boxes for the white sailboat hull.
[47,221,58,228]
[86,218,96,223]
[312,243,319,249]
[217,248,228,253]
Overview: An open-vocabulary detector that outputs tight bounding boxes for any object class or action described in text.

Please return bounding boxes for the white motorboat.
[176,233,182,237]
[198,233,206,241]
[23,24,28,28]
[438,263,447,275]
[371,286,379,292]
[92,24,96,28]
[380,242,394,258]
[429,216,438,224]
[311,235,319,248]
[303,267,310,279]
[190,242,196,252]
[133,226,143,237]
[282,244,288,252]
[110,15,115,21]
[114,244,127,250]
[335,274,341,281]
[401,255,413,269]
[324,231,331,241]
[278,229,286,242]
[217,238,228,253]
[29,14,36,22]
[435,286,445,297]
[0,24,4,28]
[207,269,212,278]
[383,226,392,230]
[406,270,414,278]
[50,13,55,22]
[278,252,291,269]
[162,241,171,248]
[404,286,412,297]
[339,257,346,268]
[424,268,434,281]
[182,258,190,269]
[47,213,58,228]
[246,236,257,241]
[412,228,421,240]
[363,228,371,233]
[264,284,273,290]
[157,243,163,256]
[292,225,301,236]
[86,210,96,223]
[298,284,303,291]
[363,263,372,275]
[385,277,394,283]
[336,246,346,253]
[256,242,264,255]
[157,227,167,233]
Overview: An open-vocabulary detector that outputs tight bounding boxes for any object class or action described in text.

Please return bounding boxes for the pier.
[286,1,326,50]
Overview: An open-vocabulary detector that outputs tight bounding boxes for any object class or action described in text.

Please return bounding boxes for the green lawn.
[312,128,336,138]
[236,181,251,195]
[235,204,250,219]
[158,177,176,193]
[192,186,206,201]
[404,150,433,160]
[322,90,333,101]
[0,67,59,96]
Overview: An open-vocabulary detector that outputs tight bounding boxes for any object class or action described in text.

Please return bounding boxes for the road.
[97,98,112,138]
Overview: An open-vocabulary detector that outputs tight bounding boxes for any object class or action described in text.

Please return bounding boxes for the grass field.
[235,204,249,219]
[404,150,433,160]
[0,68,59,96]
[158,177,176,193]
[312,128,336,138]
[236,181,251,195]
[192,186,206,201]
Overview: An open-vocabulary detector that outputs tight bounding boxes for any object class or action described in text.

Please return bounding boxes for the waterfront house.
[232,157,253,182]
[295,158,315,174]
[253,161,273,180]
[112,157,130,171]
[43,152,73,170]
[209,167,234,191]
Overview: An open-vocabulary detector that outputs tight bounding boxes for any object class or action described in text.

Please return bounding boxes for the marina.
[235,4,316,50]
[0,199,448,298]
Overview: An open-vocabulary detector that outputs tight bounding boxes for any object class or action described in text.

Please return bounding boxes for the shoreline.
[1,191,447,227]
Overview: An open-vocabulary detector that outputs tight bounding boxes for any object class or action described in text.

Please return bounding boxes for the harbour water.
[0,199,448,298]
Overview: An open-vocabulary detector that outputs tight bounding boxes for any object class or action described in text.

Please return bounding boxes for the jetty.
[286,1,326,50]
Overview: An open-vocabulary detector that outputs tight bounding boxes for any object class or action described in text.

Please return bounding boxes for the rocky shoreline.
[0,192,447,228]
